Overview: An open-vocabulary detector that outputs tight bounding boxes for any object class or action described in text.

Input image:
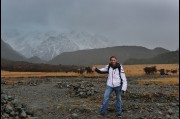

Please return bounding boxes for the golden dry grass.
[137,77,179,85]
[1,64,179,78]
[96,64,179,77]
[1,70,80,78]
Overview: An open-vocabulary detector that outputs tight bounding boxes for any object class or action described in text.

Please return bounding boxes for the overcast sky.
[1,0,179,51]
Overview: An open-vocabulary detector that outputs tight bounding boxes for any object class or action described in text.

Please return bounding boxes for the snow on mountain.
[33,35,80,60]
[2,30,110,61]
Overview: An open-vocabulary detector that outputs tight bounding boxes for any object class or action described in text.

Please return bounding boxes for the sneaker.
[116,114,121,117]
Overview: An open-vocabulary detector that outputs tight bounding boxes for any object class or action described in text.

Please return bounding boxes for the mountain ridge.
[1,39,26,61]
[49,45,169,66]
[124,51,179,64]
[1,39,45,63]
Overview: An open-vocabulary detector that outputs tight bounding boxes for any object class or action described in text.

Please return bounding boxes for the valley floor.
[1,75,179,119]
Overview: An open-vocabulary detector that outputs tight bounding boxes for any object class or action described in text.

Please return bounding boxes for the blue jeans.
[100,85,122,115]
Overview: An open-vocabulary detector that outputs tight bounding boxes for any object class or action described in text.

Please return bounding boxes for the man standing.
[92,56,127,117]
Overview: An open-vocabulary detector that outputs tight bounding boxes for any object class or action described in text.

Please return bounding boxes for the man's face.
[110,58,117,65]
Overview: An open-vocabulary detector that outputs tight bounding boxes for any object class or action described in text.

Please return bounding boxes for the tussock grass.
[97,64,179,76]
[1,64,179,78]
[1,70,80,78]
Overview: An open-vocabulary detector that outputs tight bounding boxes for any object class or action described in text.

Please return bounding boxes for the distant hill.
[1,39,26,61]
[124,51,179,64]
[26,56,46,64]
[48,46,169,66]
[1,39,45,64]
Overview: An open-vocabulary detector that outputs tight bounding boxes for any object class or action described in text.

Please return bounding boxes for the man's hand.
[91,66,97,71]
[122,90,126,95]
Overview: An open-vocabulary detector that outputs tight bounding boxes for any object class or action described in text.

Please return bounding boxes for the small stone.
[79,92,87,98]
[77,88,82,93]
[158,111,162,115]
[28,117,39,119]
[134,105,139,109]
[91,90,94,95]
[21,103,27,109]
[1,94,8,100]
[9,117,14,119]
[83,89,87,92]
[5,104,13,113]
[14,103,22,111]
[14,111,19,116]
[26,107,34,115]
[1,99,7,104]
[166,114,171,119]
[79,92,84,95]
[20,110,27,118]
[7,96,14,101]
[11,99,18,105]
[14,116,20,119]
[156,103,161,107]
[171,103,177,107]
[71,113,78,119]
[1,115,5,119]
[30,83,37,86]
[168,109,173,115]
[91,87,95,90]
[4,113,9,118]
[10,111,15,116]
[94,90,99,93]
[1,90,5,94]
[80,85,85,89]
[87,90,92,96]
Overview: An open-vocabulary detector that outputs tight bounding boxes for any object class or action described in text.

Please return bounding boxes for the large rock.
[70,82,97,98]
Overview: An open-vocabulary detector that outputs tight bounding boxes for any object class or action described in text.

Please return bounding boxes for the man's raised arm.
[92,65,109,74]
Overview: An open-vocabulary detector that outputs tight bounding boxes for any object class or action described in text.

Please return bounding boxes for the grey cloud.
[1,0,179,50]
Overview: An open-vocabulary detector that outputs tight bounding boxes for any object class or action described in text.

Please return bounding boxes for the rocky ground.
[1,75,179,119]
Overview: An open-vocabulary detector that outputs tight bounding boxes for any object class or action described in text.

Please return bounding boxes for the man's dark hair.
[110,56,117,61]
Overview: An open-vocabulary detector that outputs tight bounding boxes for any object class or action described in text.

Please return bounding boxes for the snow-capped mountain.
[2,30,110,61]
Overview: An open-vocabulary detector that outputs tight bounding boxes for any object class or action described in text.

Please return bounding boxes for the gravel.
[1,75,179,119]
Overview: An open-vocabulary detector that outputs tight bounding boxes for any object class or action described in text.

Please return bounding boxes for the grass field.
[1,70,80,78]
[1,64,179,78]
[96,64,179,76]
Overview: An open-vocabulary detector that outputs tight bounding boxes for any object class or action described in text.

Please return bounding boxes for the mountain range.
[48,46,170,65]
[1,38,178,66]
[124,50,179,64]
[2,30,110,61]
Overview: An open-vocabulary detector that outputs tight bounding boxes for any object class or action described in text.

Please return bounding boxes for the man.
[92,56,127,117]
